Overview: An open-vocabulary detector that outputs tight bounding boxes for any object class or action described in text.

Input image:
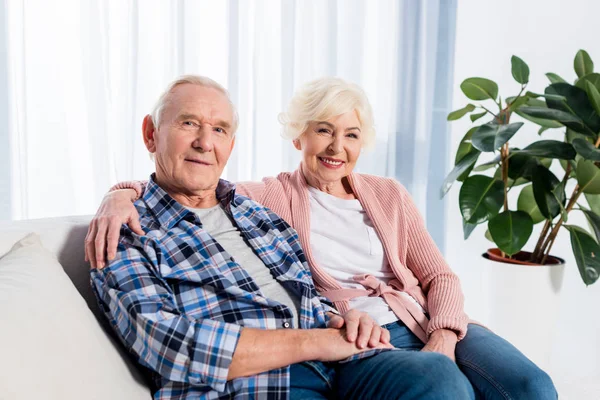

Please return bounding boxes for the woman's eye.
[347,133,359,139]
[318,128,332,135]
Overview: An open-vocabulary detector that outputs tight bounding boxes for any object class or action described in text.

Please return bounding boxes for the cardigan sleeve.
[396,182,470,340]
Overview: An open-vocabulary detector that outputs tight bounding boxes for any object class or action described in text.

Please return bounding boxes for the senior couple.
[88,75,557,399]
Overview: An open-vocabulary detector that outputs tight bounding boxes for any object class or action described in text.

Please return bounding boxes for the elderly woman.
[87,77,557,399]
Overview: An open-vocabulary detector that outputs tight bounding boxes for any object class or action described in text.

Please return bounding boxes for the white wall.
[447,0,600,394]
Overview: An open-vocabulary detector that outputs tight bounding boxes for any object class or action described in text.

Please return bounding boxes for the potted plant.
[442,50,600,368]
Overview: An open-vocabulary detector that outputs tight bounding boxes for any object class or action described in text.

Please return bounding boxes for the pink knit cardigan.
[113,168,470,342]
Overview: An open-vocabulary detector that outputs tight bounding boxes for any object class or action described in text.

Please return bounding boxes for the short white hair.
[278,77,376,148]
[150,75,239,134]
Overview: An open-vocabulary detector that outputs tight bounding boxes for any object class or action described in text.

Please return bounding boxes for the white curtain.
[1,0,457,247]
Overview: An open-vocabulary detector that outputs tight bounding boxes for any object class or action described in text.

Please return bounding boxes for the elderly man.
[90,76,473,399]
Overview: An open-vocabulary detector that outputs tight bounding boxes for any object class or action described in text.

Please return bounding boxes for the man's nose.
[193,125,213,152]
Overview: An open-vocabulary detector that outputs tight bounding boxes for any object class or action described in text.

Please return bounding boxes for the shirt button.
[282,322,290,328]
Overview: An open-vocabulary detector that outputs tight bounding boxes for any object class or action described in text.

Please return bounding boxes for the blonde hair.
[150,75,239,134]
[279,77,376,148]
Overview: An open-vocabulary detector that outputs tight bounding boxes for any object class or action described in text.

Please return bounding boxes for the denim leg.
[335,349,475,400]
[289,362,333,400]
[455,324,558,400]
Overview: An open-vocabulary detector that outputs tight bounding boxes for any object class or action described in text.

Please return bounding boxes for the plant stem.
[532,219,551,260]
[537,187,581,263]
[480,105,498,118]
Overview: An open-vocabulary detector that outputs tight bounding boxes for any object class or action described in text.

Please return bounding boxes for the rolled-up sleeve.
[90,237,241,392]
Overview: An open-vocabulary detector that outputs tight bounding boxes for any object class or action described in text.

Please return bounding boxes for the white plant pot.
[481,252,565,371]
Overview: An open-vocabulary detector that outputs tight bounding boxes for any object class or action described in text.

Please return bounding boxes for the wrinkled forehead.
[163,84,234,123]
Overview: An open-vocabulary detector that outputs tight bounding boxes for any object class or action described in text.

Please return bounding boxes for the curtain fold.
[2,0,457,250]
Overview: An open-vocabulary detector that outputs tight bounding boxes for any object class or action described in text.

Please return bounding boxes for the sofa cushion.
[0,233,151,399]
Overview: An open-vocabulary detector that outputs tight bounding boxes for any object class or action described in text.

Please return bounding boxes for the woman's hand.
[85,189,142,269]
[421,328,458,361]
[327,309,391,349]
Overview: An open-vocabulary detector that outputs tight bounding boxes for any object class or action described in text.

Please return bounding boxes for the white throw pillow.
[0,233,151,400]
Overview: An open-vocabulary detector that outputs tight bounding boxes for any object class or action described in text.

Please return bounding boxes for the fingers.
[380,326,391,345]
[344,312,360,343]
[368,325,384,348]
[106,217,123,261]
[356,314,375,349]
[94,218,109,270]
[85,221,98,269]
[326,314,345,329]
[129,210,144,236]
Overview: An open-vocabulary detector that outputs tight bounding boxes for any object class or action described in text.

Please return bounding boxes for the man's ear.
[293,139,301,151]
[230,136,236,152]
[142,115,157,153]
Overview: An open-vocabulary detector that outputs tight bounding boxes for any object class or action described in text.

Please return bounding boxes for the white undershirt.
[186,204,301,328]
[308,186,422,326]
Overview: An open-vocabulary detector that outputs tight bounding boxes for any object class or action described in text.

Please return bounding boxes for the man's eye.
[183,121,196,127]
[214,127,225,133]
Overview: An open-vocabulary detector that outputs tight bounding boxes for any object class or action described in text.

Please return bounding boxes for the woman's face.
[295,110,364,187]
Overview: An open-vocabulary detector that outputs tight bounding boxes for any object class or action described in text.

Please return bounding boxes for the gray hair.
[278,77,376,148]
[150,75,239,134]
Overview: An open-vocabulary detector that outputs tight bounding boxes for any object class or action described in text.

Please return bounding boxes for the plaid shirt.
[91,175,344,399]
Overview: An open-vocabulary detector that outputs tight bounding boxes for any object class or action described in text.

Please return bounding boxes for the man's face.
[144,84,235,196]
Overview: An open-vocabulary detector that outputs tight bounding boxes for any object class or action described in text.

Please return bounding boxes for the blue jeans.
[289,321,557,399]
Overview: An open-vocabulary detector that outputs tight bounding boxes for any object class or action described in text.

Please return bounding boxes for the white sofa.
[0,216,152,400]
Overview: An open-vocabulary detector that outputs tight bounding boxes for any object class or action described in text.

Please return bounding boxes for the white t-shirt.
[186,204,301,328]
[308,186,422,326]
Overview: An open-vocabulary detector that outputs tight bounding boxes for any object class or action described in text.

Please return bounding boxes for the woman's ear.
[293,139,302,151]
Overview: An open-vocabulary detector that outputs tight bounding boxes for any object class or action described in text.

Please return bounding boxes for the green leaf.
[471,122,524,152]
[572,138,600,161]
[470,111,487,122]
[585,193,600,215]
[518,106,585,132]
[454,127,478,182]
[463,219,478,240]
[511,55,530,84]
[574,50,594,78]
[459,175,505,224]
[440,148,481,198]
[577,158,600,194]
[484,229,494,243]
[525,91,567,102]
[507,153,539,181]
[564,225,600,285]
[582,210,600,244]
[538,126,550,135]
[532,165,566,219]
[575,73,600,91]
[517,185,546,224]
[507,96,529,111]
[460,77,499,101]
[516,140,576,160]
[448,104,476,121]
[585,81,600,116]
[545,83,600,135]
[546,72,567,84]
[473,154,501,172]
[488,211,534,256]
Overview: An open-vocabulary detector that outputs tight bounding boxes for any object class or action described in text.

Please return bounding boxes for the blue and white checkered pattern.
[90,175,340,399]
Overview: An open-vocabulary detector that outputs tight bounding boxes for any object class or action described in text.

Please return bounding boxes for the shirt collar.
[142,173,237,229]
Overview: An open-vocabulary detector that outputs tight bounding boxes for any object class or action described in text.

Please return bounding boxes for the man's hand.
[421,329,458,362]
[310,328,393,363]
[85,189,142,269]
[327,309,390,349]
